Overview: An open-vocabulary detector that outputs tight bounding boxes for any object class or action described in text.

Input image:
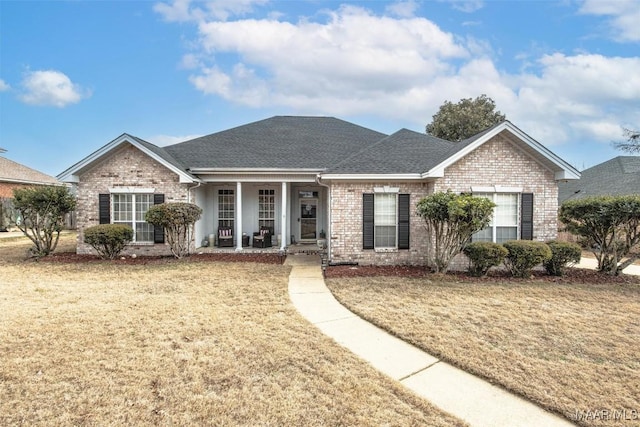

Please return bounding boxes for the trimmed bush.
[463,242,508,277]
[503,240,552,278]
[84,224,133,260]
[145,202,202,259]
[544,240,582,276]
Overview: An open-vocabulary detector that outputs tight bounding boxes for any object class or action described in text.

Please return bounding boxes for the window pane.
[375,225,396,247]
[259,189,275,228]
[218,189,235,229]
[495,194,517,226]
[496,226,517,244]
[136,222,154,243]
[374,194,396,247]
[136,194,153,221]
[472,227,493,242]
[113,194,132,222]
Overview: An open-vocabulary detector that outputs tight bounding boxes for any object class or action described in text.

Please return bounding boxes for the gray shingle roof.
[558,156,640,203]
[164,116,388,170]
[0,156,60,185]
[129,135,188,172]
[326,129,454,174]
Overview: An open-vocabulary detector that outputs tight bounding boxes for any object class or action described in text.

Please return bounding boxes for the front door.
[299,198,317,241]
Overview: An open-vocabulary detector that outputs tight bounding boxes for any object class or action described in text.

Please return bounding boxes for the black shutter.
[99,194,110,224]
[398,194,410,250]
[153,194,165,244]
[521,193,534,240]
[363,194,374,249]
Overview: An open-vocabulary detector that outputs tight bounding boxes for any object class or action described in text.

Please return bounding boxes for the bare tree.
[613,128,640,153]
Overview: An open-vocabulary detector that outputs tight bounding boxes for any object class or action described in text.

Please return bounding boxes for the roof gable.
[422,121,580,180]
[57,133,197,183]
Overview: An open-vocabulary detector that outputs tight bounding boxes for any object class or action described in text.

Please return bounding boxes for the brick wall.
[0,182,25,198]
[329,181,433,266]
[329,135,559,268]
[435,135,558,242]
[76,143,193,256]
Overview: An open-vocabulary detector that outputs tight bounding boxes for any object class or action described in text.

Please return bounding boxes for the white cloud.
[439,0,485,13]
[157,1,639,150]
[149,134,204,146]
[190,4,469,111]
[19,70,90,107]
[385,0,420,18]
[0,79,10,91]
[154,0,268,22]
[579,0,640,42]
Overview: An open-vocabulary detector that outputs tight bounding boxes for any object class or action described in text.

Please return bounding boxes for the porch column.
[236,181,243,251]
[281,181,288,250]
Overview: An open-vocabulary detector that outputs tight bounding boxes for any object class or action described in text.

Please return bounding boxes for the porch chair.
[217,226,234,247]
[252,227,272,248]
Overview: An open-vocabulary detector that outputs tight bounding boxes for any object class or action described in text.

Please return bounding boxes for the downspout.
[187,181,202,203]
[315,174,331,261]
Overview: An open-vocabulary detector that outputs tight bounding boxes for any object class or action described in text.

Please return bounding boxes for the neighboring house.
[558,156,640,204]
[0,149,62,230]
[57,116,580,266]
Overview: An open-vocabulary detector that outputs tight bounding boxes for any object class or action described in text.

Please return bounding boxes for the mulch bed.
[39,252,640,284]
[40,252,285,265]
[325,264,640,284]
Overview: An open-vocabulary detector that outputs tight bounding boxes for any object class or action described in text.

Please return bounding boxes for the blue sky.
[1,0,639,177]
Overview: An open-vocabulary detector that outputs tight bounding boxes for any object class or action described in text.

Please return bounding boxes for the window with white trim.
[112,193,154,242]
[218,189,234,228]
[259,189,275,230]
[473,193,518,244]
[375,193,397,248]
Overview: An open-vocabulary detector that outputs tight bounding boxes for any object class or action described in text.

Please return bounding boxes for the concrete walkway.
[286,254,574,427]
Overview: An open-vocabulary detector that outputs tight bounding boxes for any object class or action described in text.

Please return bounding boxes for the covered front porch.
[192,178,329,252]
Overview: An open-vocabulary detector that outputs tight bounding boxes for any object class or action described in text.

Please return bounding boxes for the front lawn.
[0,236,464,426]
[326,274,640,427]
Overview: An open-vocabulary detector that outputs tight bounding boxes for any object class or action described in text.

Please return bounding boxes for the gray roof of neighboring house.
[0,155,60,186]
[165,116,388,170]
[558,156,640,203]
[327,128,454,174]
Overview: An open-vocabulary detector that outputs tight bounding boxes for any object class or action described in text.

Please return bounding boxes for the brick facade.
[0,182,26,198]
[435,135,558,242]
[328,135,559,267]
[76,143,193,256]
[329,182,432,266]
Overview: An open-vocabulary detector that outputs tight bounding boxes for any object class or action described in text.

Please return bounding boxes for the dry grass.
[326,275,640,427]
[0,235,464,427]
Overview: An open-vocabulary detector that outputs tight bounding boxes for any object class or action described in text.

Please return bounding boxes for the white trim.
[109,187,155,194]
[373,186,400,193]
[471,186,523,193]
[189,168,322,173]
[321,173,423,180]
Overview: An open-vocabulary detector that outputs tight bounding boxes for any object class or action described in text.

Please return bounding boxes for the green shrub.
[502,240,552,278]
[416,191,495,273]
[145,202,202,259]
[463,242,508,277]
[560,195,640,275]
[84,224,133,260]
[544,240,582,276]
[12,186,76,257]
